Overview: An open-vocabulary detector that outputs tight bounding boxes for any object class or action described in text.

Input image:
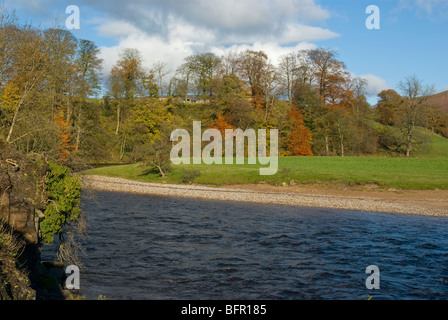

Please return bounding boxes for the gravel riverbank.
[79,175,448,217]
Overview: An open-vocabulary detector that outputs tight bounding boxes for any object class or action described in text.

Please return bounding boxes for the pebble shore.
[80,175,448,217]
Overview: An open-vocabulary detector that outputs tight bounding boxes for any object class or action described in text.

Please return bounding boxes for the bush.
[40,162,82,245]
[180,170,201,184]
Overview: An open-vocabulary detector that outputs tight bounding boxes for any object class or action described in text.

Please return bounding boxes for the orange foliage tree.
[283,108,313,156]
[55,114,78,163]
[211,113,235,136]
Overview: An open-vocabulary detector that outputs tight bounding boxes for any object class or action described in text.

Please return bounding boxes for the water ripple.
[45,190,448,300]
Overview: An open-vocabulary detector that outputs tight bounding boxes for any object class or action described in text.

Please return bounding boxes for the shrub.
[40,162,82,245]
[180,170,201,184]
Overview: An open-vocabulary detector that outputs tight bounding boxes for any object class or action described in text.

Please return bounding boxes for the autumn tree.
[43,28,78,122]
[72,39,103,150]
[423,105,448,136]
[237,50,271,110]
[143,70,160,99]
[55,112,77,163]
[375,89,403,126]
[75,39,103,97]
[176,53,221,100]
[128,99,176,175]
[283,107,313,156]
[2,23,48,143]
[108,48,145,135]
[216,73,253,128]
[0,11,18,88]
[308,48,347,105]
[397,75,435,157]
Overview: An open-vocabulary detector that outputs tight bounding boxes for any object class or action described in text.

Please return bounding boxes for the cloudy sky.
[3,0,448,103]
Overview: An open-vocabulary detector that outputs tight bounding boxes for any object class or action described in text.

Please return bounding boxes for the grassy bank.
[82,131,448,190]
[81,156,448,190]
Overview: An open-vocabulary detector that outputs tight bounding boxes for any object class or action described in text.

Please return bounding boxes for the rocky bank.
[0,142,64,300]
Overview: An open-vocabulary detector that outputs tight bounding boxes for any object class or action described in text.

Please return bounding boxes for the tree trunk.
[157,165,166,178]
[5,93,29,143]
[406,133,412,158]
[119,136,126,160]
[115,102,121,135]
[337,123,345,157]
[325,134,329,156]
[5,102,21,143]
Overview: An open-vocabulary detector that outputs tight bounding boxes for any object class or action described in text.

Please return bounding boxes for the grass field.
[82,156,448,190]
[81,130,448,190]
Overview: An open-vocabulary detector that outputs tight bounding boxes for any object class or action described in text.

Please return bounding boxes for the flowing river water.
[47,190,448,300]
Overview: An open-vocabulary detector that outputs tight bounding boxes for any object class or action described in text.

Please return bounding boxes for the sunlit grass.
[81,131,448,190]
[81,155,448,190]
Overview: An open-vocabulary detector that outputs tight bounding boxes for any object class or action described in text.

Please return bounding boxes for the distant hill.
[427,90,448,112]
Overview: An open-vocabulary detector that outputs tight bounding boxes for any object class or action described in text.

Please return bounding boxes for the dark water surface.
[65,191,448,300]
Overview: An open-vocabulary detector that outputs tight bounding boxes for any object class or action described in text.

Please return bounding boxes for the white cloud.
[98,28,319,82]
[90,0,338,82]
[396,0,448,16]
[78,0,336,44]
[276,23,339,45]
[98,32,195,79]
[358,74,389,99]
[96,20,143,39]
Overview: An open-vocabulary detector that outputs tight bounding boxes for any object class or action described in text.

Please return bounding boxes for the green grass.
[413,129,448,158]
[81,130,448,190]
[81,156,448,190]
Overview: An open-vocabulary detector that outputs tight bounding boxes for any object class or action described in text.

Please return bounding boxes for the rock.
[0,142,49,300]
[0,142,47,244]
[281,182,288,187]
[0,225,36,300]
[290,180,297,186]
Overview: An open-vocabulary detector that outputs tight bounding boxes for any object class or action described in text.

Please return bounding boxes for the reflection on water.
[47,190,448,300]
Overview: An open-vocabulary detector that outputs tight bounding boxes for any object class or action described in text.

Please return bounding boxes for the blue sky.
[3,0,448,104]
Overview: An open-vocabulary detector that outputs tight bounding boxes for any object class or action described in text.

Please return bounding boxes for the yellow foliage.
[1,83,22,113]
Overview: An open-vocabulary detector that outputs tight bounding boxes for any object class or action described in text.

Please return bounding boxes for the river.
[51,190,448,300]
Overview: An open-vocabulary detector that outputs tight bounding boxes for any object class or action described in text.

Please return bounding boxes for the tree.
[151,61,170,97]
[0,10,19,88]
[75,39,103,97]
[43,28,78,122]
[55,112,77,163]
[216,73,253,128]
[177,53,221,100]
[292,79,326,131]
[145,139,172,177]
[220,50,241,76]
[108,48,145,135]
[3,25,48,143]
[72,39,103,149]
[308,48,347,105]
[397,75,435,157]
[237,50,271,110]
[175,56,195,101]
[278,52,299,104]
[375,89,403,126]
[423,105,448,136]
[283,107,313,156]
[143,70,160,99]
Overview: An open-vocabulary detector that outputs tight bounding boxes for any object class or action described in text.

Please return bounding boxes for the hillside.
[427,90,448,112]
